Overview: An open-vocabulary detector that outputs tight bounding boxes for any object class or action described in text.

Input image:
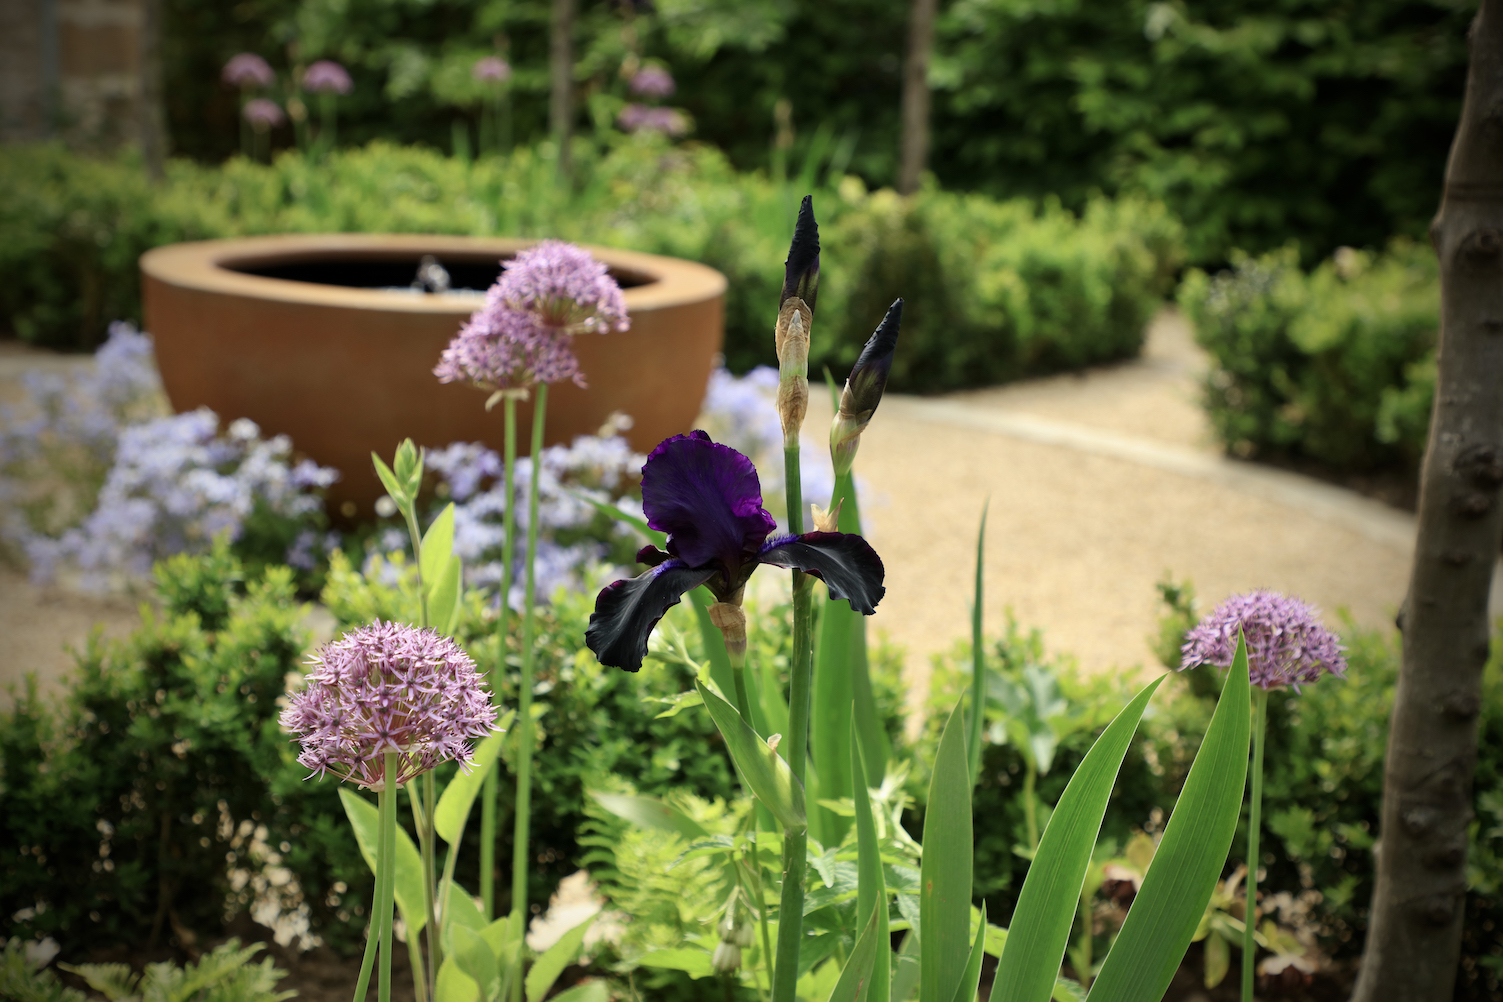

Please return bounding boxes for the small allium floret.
[1180,590,1347,691]
[496,240,630,334]
[223,53,275,88]
[629,66,675,98]
[243,99,286,130]
[303,60,353,95]
[472,56,511,82]
[281,621,500,790]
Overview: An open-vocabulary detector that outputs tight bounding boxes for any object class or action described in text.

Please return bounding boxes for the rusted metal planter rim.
[139,234,728,315]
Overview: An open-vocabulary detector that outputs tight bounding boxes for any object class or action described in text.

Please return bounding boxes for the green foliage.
[0,141,1180,396]
[1,939,88,1002]
[1180,240,1439,476]
[59,939,292,1002]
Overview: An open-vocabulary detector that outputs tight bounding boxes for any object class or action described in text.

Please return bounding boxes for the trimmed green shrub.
[1180,240,1438,475]
[0,142,1183,396]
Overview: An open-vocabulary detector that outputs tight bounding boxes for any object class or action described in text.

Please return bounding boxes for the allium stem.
[510,384,547,1002]
[1243,685,1268,1002]
[378,757,398,1002]
[482,393,519,920]
[773,440,812,1002]
[351,830,382,1002]
[423,771,439,995]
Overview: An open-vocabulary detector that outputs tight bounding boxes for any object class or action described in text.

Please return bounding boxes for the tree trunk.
[137,0,167,180]
[549,0,576,178]
[1352,5,1503,1000]
[897,0,937,195]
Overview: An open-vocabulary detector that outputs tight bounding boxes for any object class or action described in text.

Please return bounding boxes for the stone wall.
[0,0,149,149]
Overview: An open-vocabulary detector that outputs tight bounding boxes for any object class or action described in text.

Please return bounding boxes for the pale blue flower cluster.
[1,323,339,591]
[412,434,647,609]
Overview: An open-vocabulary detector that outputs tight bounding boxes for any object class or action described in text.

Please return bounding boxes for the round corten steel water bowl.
[140,234,726,516]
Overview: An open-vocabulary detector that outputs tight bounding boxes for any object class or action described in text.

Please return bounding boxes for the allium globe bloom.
[472,56,512,82]
[586,431,886,671]
[223,53,275,88]
[629,66,675,98]
[242,98,285,130]
[434,302,584,390]
[302,60,353,95]
[617,103,687,136]
[1180,590,1348,691]
[281,621,500,791]
[496,240,630,334]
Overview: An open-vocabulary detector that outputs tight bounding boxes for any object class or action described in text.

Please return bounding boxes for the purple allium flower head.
[629,65,675,98]
[302,60,353,95]
[281,620,500,791]
[497,240,630,334]
[243,98,286,130]
[617,103,687,136]
[1180,590,1348,691]
[223,53,275,88]
[586,430,885,671]
[434,299,584,391]
[472,56,512,83]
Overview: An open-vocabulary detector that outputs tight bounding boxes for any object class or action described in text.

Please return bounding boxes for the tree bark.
[549,0,576,178]
[1352,5,1503,1000]
[897,0,937,195]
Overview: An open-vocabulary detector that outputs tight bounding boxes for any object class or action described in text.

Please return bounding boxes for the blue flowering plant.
[578,197,1274,1002]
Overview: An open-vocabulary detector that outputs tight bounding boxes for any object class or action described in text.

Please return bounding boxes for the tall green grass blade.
[689,587,740,715]
[967,502,989,782]
[950,905,988,1002]
[813,591,856,842]
[827,911,881,1002]
[588,791,710,840]
[892,932,921,1002]
[435,723,512,845]
[340,787,428,935]
[696,680,806,831]
[920,702,973,1002]
[1086,642,1251,1002]
[852,712,890,1002]
[989,676,1163,1002]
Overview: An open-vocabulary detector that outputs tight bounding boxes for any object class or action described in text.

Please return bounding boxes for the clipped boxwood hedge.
[1,140,1183,394]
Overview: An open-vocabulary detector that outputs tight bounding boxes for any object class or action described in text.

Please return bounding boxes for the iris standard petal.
[758,531,886,615]
[640,431,777,572]
[586,559,718,671]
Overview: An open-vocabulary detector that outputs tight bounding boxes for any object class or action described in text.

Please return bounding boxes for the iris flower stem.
[510,385,548,1002]
[378,755,398,1002]
[483,393,520,920]
[1243,685,1269,1002]
[773,441,811,1002]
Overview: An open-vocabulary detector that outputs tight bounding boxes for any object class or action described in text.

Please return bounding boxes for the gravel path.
[1,312,1465,714]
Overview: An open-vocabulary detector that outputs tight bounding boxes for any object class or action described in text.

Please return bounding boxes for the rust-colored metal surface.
[140,234,726,514]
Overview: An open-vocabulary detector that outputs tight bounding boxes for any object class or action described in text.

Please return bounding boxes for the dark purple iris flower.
[586,431,886,671]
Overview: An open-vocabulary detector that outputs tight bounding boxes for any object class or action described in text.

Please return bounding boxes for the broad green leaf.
[526,914,595,1002]
[636,947,715,979]
[921,702,972,1002]
[421,503,456,584]
[444,882,486,932]
[589,791,711,840]
[990,676,1163,1002]
[1204,931,1230,988]
[427,552,463,635]
[852,712,890,1002]
[949,905,988,1002]
[967,501,989,782]
[652,689,704,719]
[1052,979,1088,1002]
[436,958,480,1002]
[549,981,609,1002]
[1086,639,1251,1002]
[372,453,408,508]
[479,911,524,959]
[339,787,428,934]
[57,963,137,998]
[451,924,499,1000]
[435,718,513,845]
[695,680,806,831]
[827,910,881,1002]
